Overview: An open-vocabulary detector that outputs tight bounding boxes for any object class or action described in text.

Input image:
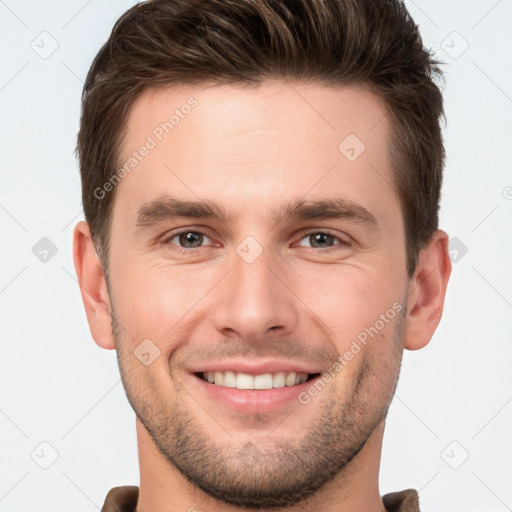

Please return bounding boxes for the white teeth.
[273,372,286,388]
[285,372,297,386]
[202,370,311,390]
[236,373,254,389]
[254,373,273,389]
[214,371,224,386]
[223,371,236,388]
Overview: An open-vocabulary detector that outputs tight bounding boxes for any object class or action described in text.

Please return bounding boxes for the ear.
[404,229,452,350]
[72,221,115,350]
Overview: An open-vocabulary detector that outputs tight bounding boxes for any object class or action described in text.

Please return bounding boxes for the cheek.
[290,263,404,346]
[111,261,218,343]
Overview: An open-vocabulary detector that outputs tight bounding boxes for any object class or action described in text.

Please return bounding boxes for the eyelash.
[161,228,350,253]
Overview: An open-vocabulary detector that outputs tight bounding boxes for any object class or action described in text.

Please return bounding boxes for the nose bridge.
[212,241,299,340]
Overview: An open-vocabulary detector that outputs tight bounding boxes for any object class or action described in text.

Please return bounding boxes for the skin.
[73,81,451,512]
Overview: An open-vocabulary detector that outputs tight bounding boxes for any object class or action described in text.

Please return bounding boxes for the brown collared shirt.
[100,486,421,511]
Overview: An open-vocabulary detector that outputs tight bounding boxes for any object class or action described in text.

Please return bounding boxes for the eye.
[163,230,214,250]
[161,228,350,253]
[295,231,349,250]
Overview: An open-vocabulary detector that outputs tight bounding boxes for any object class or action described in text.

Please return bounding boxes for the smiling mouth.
[194,371,321,390]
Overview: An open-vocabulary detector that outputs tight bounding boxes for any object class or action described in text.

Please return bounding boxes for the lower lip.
[190,374,321,413]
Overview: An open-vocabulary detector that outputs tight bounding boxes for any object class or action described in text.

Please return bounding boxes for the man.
[72,0,451,510]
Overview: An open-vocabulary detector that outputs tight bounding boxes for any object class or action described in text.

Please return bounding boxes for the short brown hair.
[77,0,445,278]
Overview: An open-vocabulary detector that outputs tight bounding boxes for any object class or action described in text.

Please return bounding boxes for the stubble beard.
[111,304,405,510]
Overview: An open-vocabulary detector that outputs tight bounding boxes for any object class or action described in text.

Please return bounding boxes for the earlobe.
[404,230,452,351]
[72,221,115,350]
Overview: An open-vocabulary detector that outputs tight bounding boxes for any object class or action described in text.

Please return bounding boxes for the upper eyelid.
[162,228,215,243]
[295,230,350,245]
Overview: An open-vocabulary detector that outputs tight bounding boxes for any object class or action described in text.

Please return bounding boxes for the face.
[106,81,410,508]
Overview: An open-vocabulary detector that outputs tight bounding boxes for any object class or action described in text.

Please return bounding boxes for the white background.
[0,1,511,510]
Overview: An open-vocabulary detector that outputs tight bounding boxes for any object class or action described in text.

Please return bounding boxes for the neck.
[135,417,387,512]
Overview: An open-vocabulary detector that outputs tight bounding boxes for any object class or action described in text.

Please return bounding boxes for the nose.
[212,246,300,342]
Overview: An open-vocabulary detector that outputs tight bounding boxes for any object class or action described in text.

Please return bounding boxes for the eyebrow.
[134,195,379,231]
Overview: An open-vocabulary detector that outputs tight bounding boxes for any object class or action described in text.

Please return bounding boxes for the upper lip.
[189,359,324,376]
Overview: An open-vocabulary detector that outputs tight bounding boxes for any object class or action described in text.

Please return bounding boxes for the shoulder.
[101,485,139,512]
[382,488,420,512]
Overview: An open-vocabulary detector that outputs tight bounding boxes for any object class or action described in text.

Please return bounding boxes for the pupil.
[181,232,202,248]
[312,233,331,247]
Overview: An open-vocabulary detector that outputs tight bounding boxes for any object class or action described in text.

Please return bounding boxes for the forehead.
[113,80,397,227]
[123,81,389,155]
